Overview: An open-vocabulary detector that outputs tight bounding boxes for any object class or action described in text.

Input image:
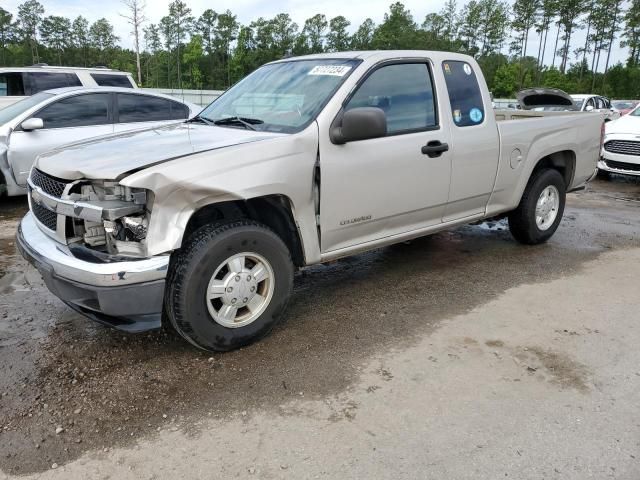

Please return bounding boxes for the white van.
[0,65,137,109]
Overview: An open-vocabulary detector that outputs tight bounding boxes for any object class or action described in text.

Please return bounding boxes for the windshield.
[0,92,54,125]
[198,59,360,133]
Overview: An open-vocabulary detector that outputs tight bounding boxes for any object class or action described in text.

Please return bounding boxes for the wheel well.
[182,195,305,267]
[0,169,6,197]
[532,150,576,188]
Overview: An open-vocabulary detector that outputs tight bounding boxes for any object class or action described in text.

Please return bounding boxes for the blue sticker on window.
[469,108,483,123]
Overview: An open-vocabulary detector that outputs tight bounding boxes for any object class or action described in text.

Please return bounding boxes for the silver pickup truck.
[16,51,603,351]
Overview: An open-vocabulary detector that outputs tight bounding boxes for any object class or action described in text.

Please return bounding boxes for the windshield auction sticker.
[308,65,352,76]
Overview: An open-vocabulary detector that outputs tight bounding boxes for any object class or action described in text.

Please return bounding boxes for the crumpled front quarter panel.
[121,125,320,259]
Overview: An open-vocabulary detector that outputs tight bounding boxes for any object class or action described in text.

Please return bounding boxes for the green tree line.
[1,0,640,98]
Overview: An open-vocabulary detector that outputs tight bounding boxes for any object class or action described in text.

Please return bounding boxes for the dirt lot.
[1,176,639,479]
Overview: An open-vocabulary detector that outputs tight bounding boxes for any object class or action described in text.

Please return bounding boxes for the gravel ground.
[0,176,639,479]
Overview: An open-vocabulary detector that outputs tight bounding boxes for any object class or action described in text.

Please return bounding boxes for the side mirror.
[330,107,387,144]
[585,105,594,112]
[21,118,44,131]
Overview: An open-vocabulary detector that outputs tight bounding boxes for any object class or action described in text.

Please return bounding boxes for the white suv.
[0,65,137,109]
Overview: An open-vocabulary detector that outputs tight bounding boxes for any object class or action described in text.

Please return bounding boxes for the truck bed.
[486,110,602,217]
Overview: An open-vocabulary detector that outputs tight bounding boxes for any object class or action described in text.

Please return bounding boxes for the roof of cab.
[269,50,474,64]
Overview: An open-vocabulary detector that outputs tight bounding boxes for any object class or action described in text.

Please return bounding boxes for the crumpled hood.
[35,122,285,180]
[606,114,640,135]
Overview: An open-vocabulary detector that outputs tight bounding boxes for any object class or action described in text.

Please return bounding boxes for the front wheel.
[508,169,566,245]
[165,220,294,351]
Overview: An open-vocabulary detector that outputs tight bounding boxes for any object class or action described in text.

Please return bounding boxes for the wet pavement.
[0,176,639,476]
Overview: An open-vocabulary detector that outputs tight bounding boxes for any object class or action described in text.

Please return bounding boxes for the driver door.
[318,61,452,253]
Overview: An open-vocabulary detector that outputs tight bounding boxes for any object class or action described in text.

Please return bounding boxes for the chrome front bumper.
[16,212,169,332]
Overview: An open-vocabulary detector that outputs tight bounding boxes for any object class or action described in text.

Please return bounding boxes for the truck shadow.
[1,191,639,474]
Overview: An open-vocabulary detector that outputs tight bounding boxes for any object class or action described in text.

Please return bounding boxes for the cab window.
[441,60,485,127]
[345,63,437,134]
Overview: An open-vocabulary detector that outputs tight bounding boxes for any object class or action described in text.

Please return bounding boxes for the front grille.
[32,202,58,231]
[604,159,640,172]
[604,140,640,156]
[30,168,69,198]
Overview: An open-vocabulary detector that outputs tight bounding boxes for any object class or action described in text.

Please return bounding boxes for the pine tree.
[326,16,351,52]
[17,0,45,64]
[40,15,71,65]
[120,0,146,85]
[621,0,640,66]
[0,8,13,65]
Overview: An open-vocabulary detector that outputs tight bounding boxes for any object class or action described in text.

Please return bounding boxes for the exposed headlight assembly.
[103,214,150,256]
[65,181,153,256]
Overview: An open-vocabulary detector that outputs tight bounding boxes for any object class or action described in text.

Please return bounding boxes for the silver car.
[0,87,200,196]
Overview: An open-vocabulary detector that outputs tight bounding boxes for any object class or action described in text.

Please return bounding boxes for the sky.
[2,0,630,69]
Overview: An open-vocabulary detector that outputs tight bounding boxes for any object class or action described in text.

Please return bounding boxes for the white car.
[599,105,640,176]
[0,87,200,196]
[571,94,620,122]
[0,65,137,110]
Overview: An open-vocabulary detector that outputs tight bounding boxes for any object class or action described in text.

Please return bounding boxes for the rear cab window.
[91,74,135,88]
[441,61,485,127]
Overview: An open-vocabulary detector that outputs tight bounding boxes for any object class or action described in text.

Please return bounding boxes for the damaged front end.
[28,168,153,258]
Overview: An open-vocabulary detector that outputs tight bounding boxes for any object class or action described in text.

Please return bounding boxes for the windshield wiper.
[187,115,216,125]
[213,116,263,131]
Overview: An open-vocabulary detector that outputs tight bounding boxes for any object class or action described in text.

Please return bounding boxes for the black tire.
[165,220,294,351]
[508,168,566,245]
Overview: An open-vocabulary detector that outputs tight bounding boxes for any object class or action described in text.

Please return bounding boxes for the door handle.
[421,141,449,158]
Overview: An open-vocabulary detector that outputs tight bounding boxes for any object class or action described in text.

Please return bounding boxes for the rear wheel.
[165,220,294,351]
[508,169,566,245]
